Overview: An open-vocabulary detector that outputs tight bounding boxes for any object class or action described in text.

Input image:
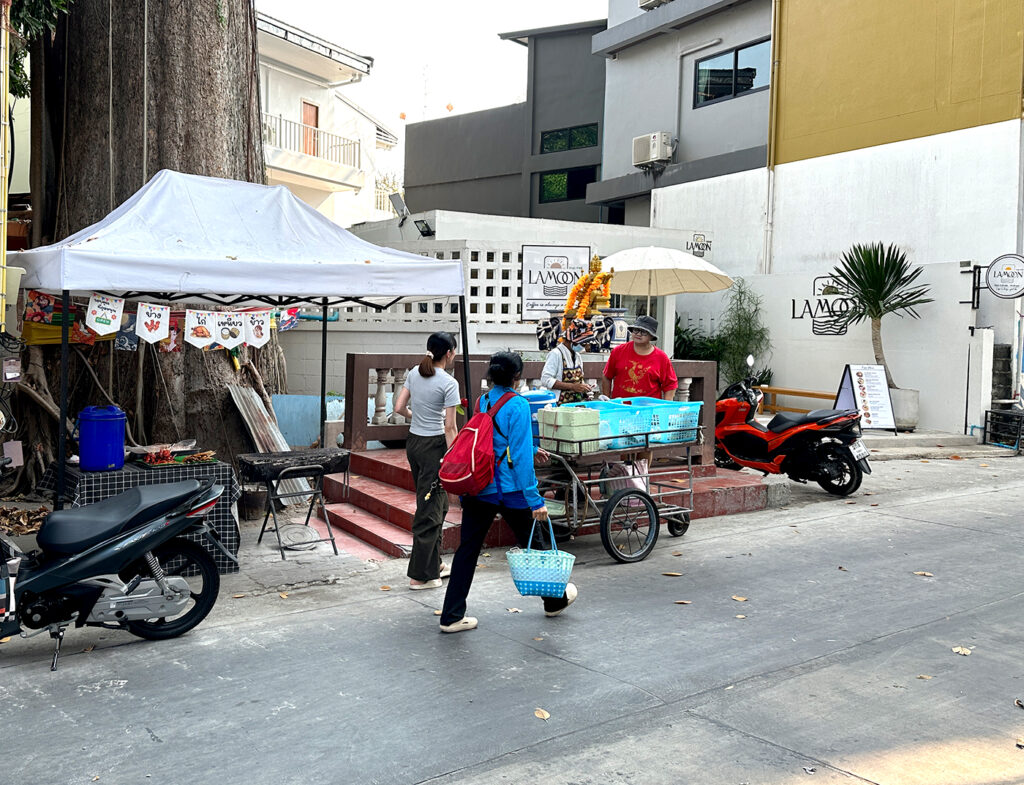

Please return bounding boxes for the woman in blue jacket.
[439,351,578,633]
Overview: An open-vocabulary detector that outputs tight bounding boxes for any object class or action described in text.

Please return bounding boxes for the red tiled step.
[350,450,413,491]
[323,503,413,559]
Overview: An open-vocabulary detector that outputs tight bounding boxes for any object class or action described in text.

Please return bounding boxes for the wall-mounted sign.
[791,275,854,336]
[834,364,896,432]
[521,245,590,321]
[985,254,1024,299]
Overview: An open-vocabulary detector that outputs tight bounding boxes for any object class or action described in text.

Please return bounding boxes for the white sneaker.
[544,583,578,617]
[440,616,478,633]
[409,579,443,591]
[439,564,452,579]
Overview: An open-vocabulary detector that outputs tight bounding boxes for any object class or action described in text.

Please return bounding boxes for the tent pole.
[55,290,70,511]
[319,297,328,450]
[458,295,471,409]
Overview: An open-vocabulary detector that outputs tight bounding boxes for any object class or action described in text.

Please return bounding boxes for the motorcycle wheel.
[123,538,220,641]
[600,489,659,563]
[714,446,741,471]
[816,447,863,496]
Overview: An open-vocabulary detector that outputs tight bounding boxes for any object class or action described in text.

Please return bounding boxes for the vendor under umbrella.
[540,319,596,404]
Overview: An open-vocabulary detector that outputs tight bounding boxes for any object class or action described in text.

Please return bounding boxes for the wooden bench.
[755,385,835,415]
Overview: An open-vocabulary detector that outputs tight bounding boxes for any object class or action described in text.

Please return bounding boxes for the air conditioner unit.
[639,0,666,9]
[632,132,673,167]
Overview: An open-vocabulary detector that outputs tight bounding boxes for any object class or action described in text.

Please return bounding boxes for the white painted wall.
[652,168,767,277]
[688,263,981,433]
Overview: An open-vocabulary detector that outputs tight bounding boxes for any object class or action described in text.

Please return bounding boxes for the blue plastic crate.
[562,401,653,450]
[618,398,703,443]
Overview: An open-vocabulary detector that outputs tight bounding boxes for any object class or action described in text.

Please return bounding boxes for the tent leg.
[458,295,471,408]
[55,290,70,511]
[320,297,328,450]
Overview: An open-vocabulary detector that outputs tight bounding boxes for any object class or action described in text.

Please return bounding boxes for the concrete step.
[866,445,1015,462]
[861,431,979,449]
[323,503,414,559]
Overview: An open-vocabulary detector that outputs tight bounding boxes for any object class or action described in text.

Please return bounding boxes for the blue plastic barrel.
[78,405,127,471]
[523,390,558,438]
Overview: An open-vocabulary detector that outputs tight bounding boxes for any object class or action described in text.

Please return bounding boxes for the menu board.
[834,364,896,431]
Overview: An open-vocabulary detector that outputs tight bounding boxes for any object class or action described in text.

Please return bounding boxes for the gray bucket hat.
[630,315,659,340]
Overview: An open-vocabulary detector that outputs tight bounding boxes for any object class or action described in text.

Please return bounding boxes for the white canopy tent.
[8,170,468,505]
[15,169,463,305]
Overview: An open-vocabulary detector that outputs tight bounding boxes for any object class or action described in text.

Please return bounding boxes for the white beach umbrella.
[603,246,734,312]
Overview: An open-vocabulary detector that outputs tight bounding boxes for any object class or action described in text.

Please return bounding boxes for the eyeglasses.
[629,328,650,336]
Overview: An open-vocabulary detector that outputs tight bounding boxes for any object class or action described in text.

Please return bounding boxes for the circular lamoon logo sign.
[986,254,1024,299]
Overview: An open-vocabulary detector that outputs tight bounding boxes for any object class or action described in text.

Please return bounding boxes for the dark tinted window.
[540,123,599,154]
[539,166,598,203]
[695,39,771,106]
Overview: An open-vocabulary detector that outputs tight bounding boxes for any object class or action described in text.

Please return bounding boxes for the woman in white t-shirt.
[394,332,460,590]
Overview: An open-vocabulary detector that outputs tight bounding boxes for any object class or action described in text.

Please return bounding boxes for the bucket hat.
[630,315,659,340]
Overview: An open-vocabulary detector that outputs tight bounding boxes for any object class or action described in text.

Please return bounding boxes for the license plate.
[849,440,869,460]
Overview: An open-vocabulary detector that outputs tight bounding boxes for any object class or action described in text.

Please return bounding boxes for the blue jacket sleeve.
[504,397,545,509]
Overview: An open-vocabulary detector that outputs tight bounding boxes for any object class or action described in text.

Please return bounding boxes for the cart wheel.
[600,489,660,563]
[667,512,690,537]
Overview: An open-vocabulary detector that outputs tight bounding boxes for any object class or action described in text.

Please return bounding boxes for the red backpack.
[438,392,516,496]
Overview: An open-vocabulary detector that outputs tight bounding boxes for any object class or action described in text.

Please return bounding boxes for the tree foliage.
[8,0,74,98]
[829,243,933,325]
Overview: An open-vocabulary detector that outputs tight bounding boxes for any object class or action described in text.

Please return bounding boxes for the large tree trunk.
[13,0,287,493]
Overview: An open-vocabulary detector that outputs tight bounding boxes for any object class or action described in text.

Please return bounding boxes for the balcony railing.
[262,112,361,168]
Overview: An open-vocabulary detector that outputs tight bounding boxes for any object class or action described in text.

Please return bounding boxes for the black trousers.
[440,495,569,625]
[406,433,449,581]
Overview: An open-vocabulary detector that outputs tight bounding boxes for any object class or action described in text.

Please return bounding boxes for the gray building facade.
[403,20,608,223]
[587,0,772,224]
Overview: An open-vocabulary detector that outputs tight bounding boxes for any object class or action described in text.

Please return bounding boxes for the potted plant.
[829,243,933,431]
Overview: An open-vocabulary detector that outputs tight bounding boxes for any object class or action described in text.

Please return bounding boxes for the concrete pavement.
[2,455,1023,785]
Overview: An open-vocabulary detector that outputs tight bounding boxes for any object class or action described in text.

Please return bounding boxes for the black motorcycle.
[0,472,231,669]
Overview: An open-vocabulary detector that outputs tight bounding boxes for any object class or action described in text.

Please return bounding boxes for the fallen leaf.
[724,685,734,690]
[93,778,100,782]
[803,767,817,774]
[225,255,238,260]
[863,492,875,496]
[913,571,934,577]
[921,460,930,463]
[949,455,963,460]
[506,607,522,613]
[533,637,543,641]
[662,572,683,577]
[476,564,489,569]
[82,645,95,653]
[433,610,442,616]
[838,566,847,571]
[951,646,972,656]
[674,600,692,605]
[534,708,550,721]
[1015,698,1024,710]
[279,592,289,599]
[980,463,989,468]
[379,586,391,591]
[917,674,933,680]
[845,501,856,505]
[732,595,748,602]
[232,593,246,599]
[482,552,491,558]
[735,614,746,619]
[672,552,683,556]
[870,503,879,507]
[0,637,10,644]
[1017,737,1024,749]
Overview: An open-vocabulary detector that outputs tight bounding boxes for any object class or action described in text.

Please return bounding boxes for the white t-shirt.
[403,366,460,437]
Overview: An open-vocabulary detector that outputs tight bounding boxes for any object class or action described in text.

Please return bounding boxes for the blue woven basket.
[506,518,576,598]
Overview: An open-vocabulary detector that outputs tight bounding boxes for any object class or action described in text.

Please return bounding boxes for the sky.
[256,0,608,175]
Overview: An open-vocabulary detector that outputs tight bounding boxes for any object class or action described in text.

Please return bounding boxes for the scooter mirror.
[746,354,754,369]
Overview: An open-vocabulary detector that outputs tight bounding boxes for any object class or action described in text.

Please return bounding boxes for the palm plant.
[829,243,933,389]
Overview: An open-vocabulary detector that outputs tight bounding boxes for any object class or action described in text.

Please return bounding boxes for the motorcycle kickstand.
[49,626,66,672]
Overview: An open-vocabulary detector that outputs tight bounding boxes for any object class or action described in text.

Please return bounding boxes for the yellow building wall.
[774,0,1024,165]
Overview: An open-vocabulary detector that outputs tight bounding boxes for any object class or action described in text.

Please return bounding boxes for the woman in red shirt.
[601,315,678,400]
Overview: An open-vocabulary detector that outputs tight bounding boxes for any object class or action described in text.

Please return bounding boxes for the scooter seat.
[37,480,202,556]
[766,409,856,434]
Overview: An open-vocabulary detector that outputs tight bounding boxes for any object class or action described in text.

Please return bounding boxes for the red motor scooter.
[714,360,871,496]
